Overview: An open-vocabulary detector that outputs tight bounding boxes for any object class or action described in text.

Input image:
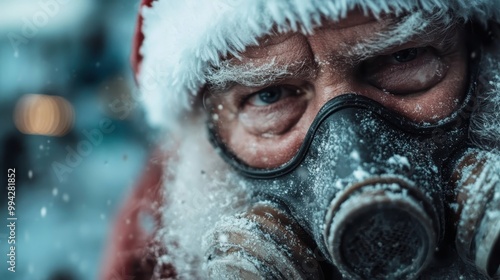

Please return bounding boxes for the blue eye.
[249,87,283,106]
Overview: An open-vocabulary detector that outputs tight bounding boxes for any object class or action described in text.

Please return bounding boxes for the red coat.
[101,2,173,277]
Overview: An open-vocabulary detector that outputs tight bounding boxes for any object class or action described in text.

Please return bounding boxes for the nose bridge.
[311,62,360,106]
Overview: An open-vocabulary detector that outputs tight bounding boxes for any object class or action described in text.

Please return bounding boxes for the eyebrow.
[206,11,456,92]
[345,11,455,62]
[205,58,316,93]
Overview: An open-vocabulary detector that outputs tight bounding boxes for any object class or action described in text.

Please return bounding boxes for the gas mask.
[201,52,499,279]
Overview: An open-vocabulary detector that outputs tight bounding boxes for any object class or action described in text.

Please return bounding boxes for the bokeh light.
[14,94,74,136]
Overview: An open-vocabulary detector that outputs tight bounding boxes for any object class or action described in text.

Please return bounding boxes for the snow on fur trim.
[137,0,500,131]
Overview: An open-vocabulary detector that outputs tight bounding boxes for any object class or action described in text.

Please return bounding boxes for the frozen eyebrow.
[345,11,455,62]
[205,59,314,93]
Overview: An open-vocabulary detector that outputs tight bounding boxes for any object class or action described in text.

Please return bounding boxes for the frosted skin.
[206,10,468,169]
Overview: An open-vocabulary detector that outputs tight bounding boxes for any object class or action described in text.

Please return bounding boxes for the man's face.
[204,10,468,169]
[160,10,488,279]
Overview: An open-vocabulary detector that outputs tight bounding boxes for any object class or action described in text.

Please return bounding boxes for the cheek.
[216,107,308,168]
[228,129,305,168]
[211,92,311,168]
[238,97,308,136]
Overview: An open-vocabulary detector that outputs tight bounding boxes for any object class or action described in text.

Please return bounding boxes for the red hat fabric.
[131,0,155,76]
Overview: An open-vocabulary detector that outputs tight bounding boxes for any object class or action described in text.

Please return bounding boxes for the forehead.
[234,10,395,64]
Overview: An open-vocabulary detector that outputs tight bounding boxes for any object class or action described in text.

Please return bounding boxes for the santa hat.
[132,0,500,148]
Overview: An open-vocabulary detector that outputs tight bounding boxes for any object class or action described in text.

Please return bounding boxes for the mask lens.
[205,91,473,176]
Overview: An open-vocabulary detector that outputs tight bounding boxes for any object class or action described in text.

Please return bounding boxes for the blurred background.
[0,1,156,279]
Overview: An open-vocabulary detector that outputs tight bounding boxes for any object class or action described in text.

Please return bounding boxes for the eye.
[362,47,448,95]
[391,48,420,63]
[247,86,298,107]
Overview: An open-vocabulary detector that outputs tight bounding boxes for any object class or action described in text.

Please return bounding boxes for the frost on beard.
[156,127,251,278]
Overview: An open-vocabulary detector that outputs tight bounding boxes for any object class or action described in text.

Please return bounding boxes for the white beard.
[157,123,251,279]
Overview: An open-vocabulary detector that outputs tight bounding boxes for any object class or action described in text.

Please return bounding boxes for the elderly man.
[102,0,500,279]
